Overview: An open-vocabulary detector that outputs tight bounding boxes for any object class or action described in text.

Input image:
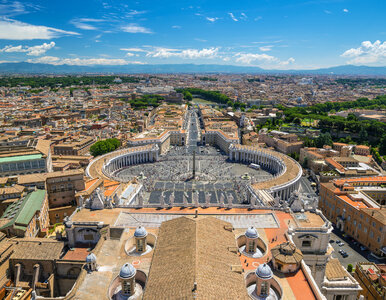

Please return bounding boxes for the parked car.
[342,253,349,258]
[360,246,367,251]
[336,240,341,244]
[338,242,345,247]
[329,240,335,243]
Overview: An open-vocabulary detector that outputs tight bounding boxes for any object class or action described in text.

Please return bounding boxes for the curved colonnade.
[229,144,302,200]
[85,144,159,180]
[102,144,159,177]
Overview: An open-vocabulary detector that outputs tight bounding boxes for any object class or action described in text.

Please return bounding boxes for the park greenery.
[90,138,121,157]
[176,88,246,110]
[0,76,142,88]
[198,76,218,81]
[274,95,386,155]
[124,94,165,110]
[247,78,265,83]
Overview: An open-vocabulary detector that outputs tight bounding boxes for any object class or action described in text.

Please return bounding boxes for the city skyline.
[0,0,385,70]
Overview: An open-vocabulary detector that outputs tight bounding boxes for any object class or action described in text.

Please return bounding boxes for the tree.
[183,91,192,101]
[347,113,358,122]
[315,132,333,148]
[359,126,368,142]
[347,264,353,273]
[90,138,121,157]
[293,117,301,125]
[289,152,300,161]
[302,157,309,168]
[379,134,386,155]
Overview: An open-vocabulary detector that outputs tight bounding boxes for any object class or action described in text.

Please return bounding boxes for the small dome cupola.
[119,263,136,279]
[245,226,259,254]
[134,226,148,238]
[255,263,273,280]
[85,253,97,272]
[119,263,137,297]
[86,253,96,263]
[255,263,274,297]
[134,226,148,253]
[245,226,259,239]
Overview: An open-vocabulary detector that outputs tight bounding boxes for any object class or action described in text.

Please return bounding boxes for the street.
[329,228,385,268]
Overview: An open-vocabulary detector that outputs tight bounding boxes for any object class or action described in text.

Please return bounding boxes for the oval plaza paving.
[87,105,302,208]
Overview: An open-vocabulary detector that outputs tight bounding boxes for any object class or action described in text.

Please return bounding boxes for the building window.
[302,240,312,247]
[122,281,131,296]
[260,281,269,296]
[248,241,255,253]
[137,239,143,252]
[370,231,374,238]
[364,227,367,233]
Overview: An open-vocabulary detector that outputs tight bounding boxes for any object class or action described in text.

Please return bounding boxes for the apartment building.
[259,129,304,154]
[53,136,95,156]
[46,169,85,224]
[127,104,187,154]
[354,262,385,300]
[0,190,50,238]
[300,146,378,180]
[319,176,386,256]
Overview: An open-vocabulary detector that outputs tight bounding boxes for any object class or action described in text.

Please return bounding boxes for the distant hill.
[0,62,385,76]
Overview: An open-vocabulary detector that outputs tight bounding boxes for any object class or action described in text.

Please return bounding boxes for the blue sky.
[0,0,385,69]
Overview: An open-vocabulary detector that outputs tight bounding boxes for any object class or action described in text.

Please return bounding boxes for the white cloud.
[120,47,148,52]
[240,13,248,20]
[121,24,152,34]
[235,52,295,67]
[0,18,79,40]
[0,41,55,56]
[228,12,238,22]
[172,25,181,29]
[70,18,104,30]
[281,57,295,65]
[341,40,386,65]
[343,8,349,13]
[125,52,135,57]
[126,10,147,16]
[26,56,146,65]
[324,10,332,14]
[147,47,219,59]
[206,17,219,22]
[0,1,41,17]
[259,46,272,52]
[0,60,19,64]
[235,53,276,64]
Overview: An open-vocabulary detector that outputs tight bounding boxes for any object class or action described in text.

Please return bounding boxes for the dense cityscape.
[0,0,385,299]
[0,73,383,299]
